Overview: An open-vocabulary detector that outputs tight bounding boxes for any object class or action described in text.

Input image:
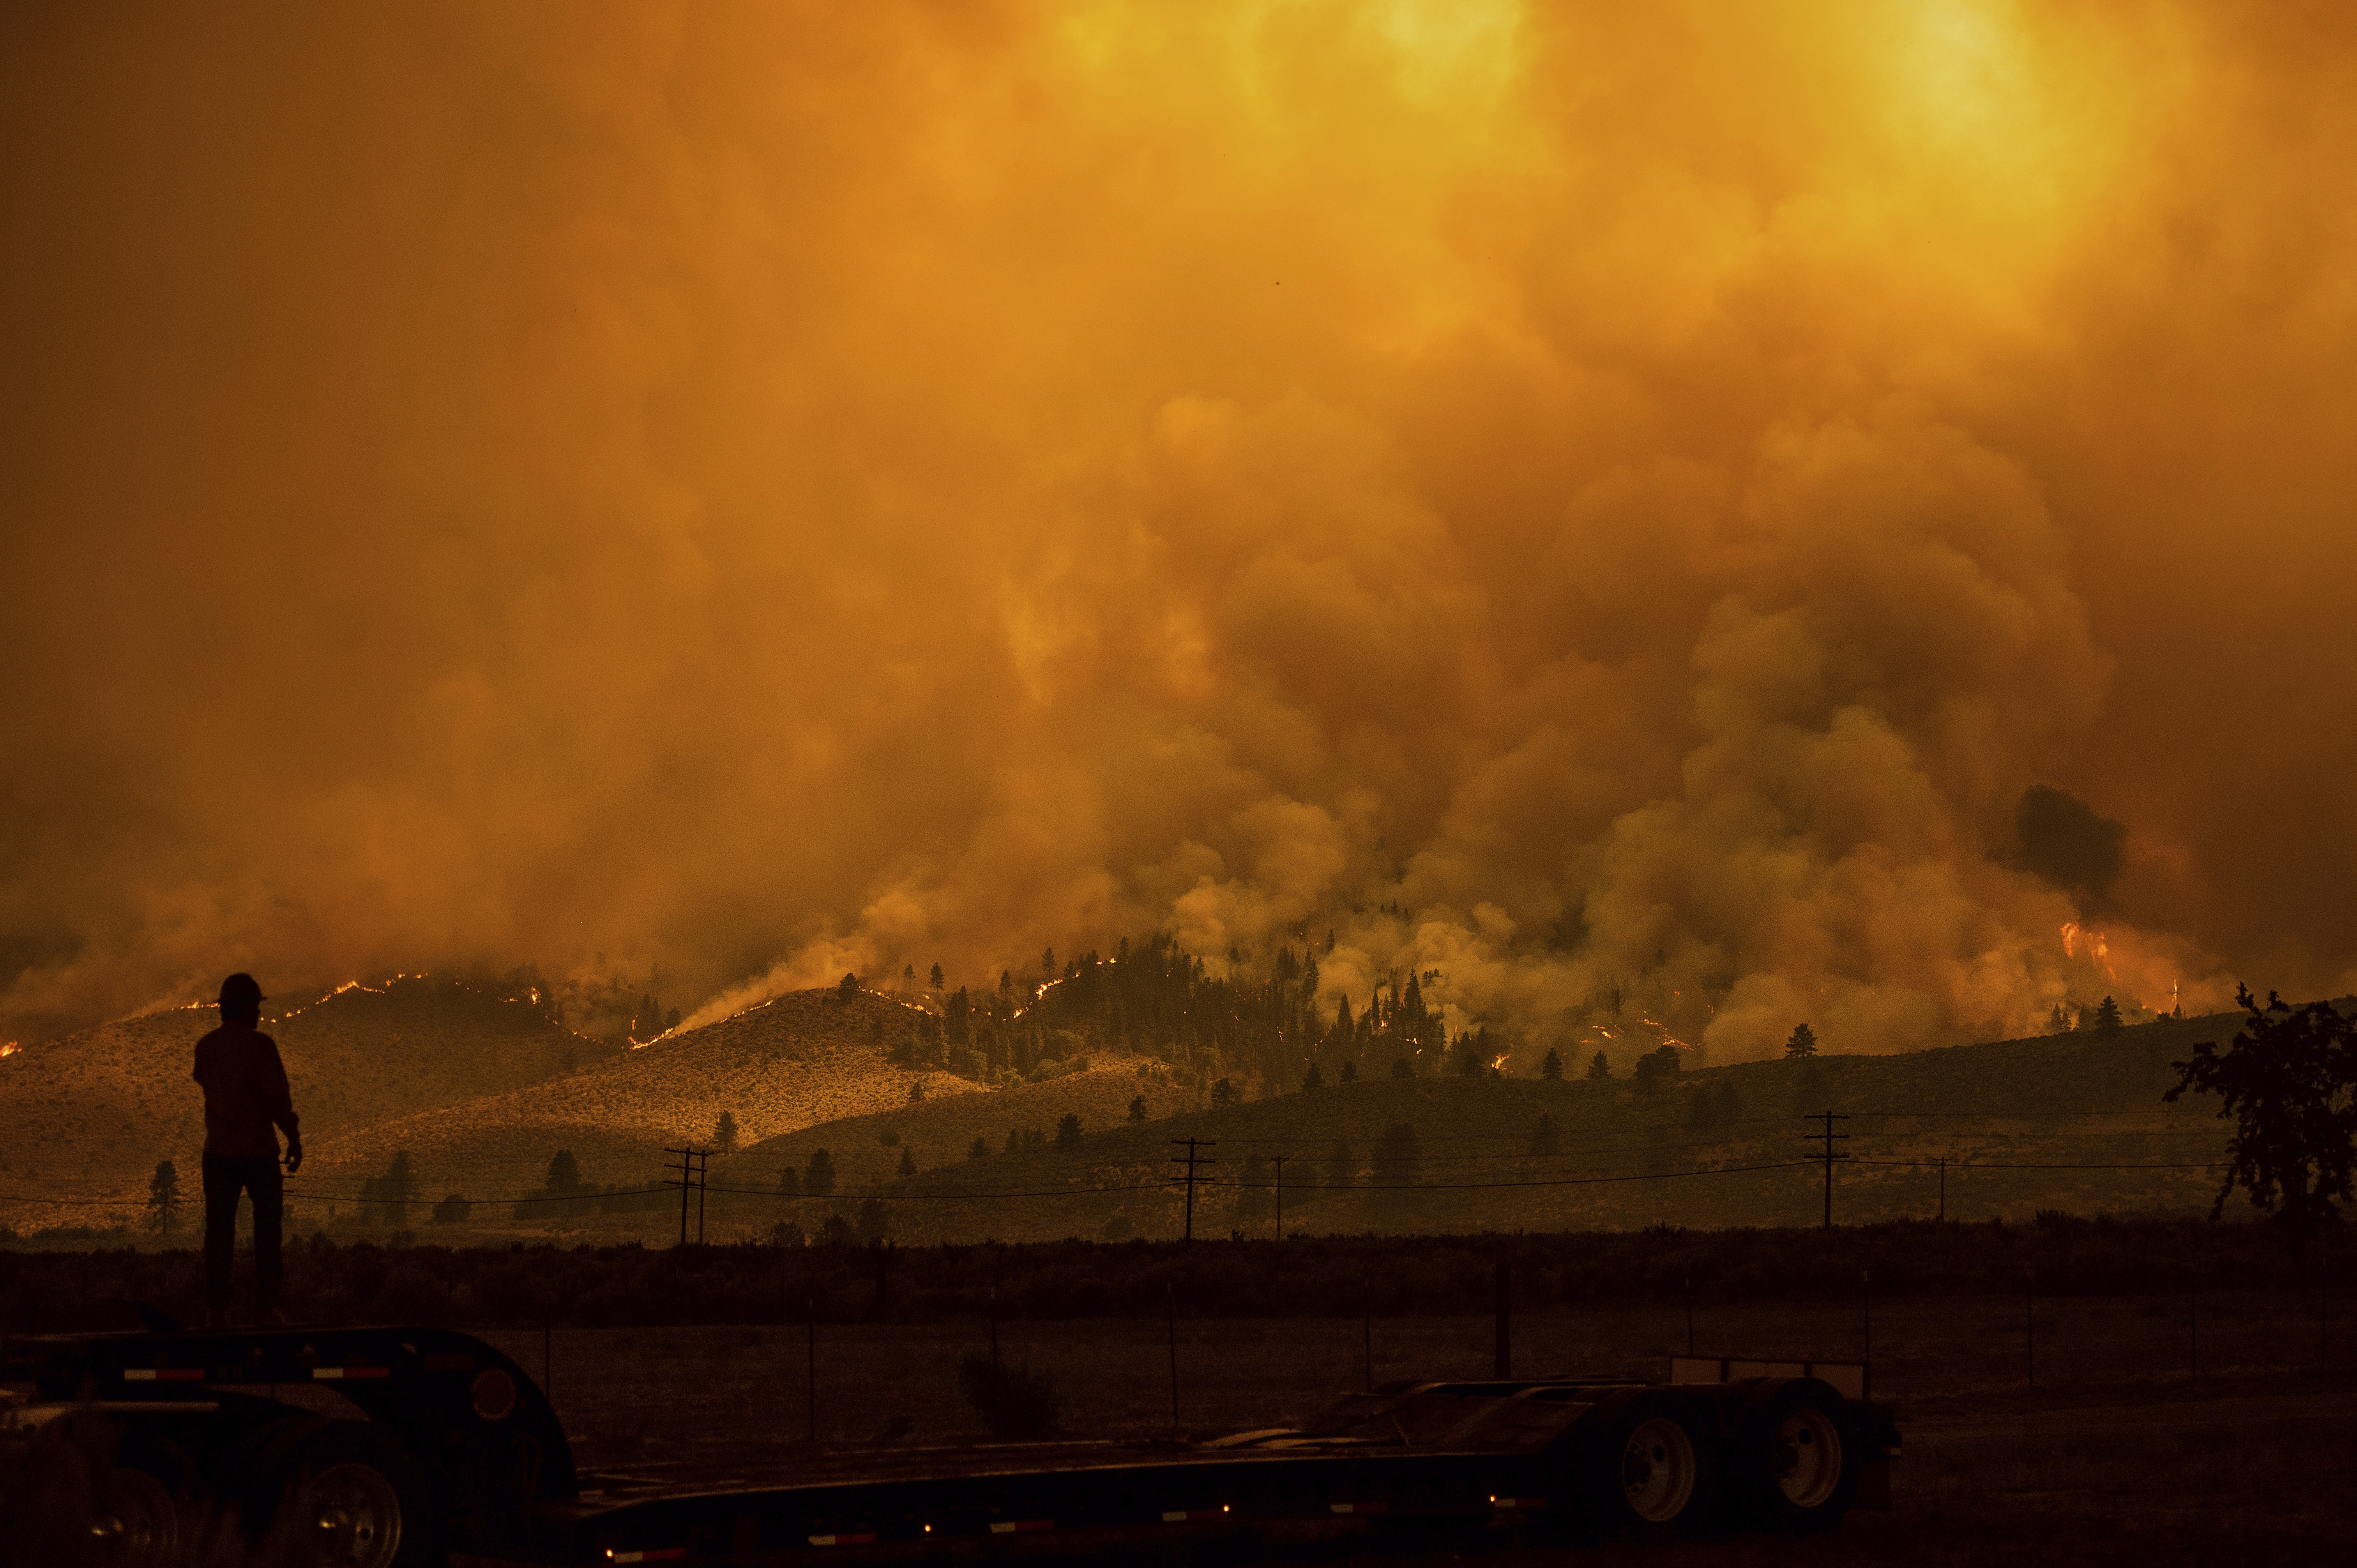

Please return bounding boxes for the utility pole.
[1271,1153,1286,1240]
[1169,1138,1215,1243]
[664,1146,709,1245]
[1804,1112,1850,1229]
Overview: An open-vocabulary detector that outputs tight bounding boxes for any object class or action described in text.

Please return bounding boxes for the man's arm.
[263,1037,302,1172]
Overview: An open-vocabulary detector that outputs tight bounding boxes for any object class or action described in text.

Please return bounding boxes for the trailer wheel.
[92,1464,179,1568]
[1574,1388,1718,1538]
[1728,1378,1857,1534]
[227,1418,447,1568]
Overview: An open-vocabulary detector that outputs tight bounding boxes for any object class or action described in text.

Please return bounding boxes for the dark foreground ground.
[430,1294,2355,1566]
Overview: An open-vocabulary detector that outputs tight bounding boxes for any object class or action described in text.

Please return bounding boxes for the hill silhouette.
[290,987,1002,1223]
[0,973,595,1229]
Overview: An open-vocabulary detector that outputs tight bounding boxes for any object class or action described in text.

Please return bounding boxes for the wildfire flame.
[0,1042,17,1059]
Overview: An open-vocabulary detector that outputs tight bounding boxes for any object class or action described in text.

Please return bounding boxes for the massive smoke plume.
[5,2,2355,1059]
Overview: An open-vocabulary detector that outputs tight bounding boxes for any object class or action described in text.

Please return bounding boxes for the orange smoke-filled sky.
[4,1,2355,1059]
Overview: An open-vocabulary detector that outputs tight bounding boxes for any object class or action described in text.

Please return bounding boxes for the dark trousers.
[201,1153,283,1311]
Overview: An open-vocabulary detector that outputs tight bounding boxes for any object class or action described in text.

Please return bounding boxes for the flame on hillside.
[0,1042,16,1059]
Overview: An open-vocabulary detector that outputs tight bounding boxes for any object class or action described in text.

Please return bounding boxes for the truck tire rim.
[97,1467,178,1568]
[306,1462,404,1568]
[1774,1409,1843,1508]
[1619,1416,1697,1523]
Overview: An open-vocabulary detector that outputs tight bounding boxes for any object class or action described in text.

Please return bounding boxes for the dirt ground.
[438,1289,2357,1564]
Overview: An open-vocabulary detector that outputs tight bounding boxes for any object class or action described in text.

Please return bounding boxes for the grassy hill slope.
[292,988,1005,1220]
[0,975,595,1229]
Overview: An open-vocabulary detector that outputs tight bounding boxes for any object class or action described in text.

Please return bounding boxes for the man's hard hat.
[216,973,266,1007]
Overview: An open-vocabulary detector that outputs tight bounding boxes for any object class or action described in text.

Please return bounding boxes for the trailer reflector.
[310,1367,391,1380]
[989,1520,1053,1533]
[809,1533,877,1546]
[122,1368,205,1382]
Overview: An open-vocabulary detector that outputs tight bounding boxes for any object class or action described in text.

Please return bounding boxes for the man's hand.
[283,1139,304,1175]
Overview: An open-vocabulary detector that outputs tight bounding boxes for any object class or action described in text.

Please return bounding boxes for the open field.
[443,1298,2357,1566]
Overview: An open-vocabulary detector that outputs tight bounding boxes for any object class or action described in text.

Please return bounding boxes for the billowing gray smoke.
[5,2,2356,1059]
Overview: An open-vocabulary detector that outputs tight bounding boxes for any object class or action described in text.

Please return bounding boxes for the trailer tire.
[1726,1378,1857,1534]
[1573,1387,1719,1538]
[93,1464,180,1568]
[224,1418,447,1568]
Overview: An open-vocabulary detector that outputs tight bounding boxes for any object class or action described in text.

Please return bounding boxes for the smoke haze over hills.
[5,2,2355,1058]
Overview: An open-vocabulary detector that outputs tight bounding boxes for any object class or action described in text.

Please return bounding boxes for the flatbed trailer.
[0,1326,1898,1567]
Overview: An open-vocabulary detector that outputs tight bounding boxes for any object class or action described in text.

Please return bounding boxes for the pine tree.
[897,1145,916,1177]
[1390,1057,1413,1079]
[1302,1061,1326,1091]
[1325,1138,1356,1190]
[145,1159,180,1234]
[1541,1048,1563,1081]
[1530,1114,1560,1157]
[546,1150,582,1193]
[1784,1023,1818,1059]
[1371,1122,1422,1190]
[969,1136,990,1160]
[1339,1060,1358,1083]
[1055,1113,1083,1151]
[929,962,944,990]
[776,1167,800,1197]
[716,1111,739,1155]
[1587,1050,1611,1080]
[2092,995,2123,1032]
[1212,1077,1236,1107]
[804,1148,836,1197]
[1127,1095,1148,1123]
[1042,947,1057,977]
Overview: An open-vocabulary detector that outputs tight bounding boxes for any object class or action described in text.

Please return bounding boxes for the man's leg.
[200,1155,240,1319]
[248,1157,285,1315]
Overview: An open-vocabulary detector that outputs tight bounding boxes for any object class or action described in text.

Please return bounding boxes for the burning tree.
[2165,986,2357,1248]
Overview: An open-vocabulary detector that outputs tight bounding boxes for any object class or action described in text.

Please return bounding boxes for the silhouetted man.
[193,973,301,1324]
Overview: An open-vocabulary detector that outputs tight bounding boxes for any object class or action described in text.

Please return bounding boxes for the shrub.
[431,1194,472,1224]
[955,1351,1062,1438]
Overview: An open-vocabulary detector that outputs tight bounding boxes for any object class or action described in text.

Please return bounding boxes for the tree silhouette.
[1042,947,1057,977]
[968,1136,990,1161]
[145,1159,179,1234]
[1325,1137,1355,1190]
[1212,1077,1236,1107]
[1339,1060,1358,1083]
[776,1166,800,1197]
[1389,1057,1413,1080]
[546,1150,582,1192]
[1587,1050,1611,1080]
[898,1145,916,1176]
[2092,996,2123,1033]
[715,1111,739,1154]
[1530,1114,1560,1157]
[1633,1044,1682,1096]
[1302,1061,1326,1091]
[1540,1048,1563,1081]
[928,962,944,990]
[1127,1094,1148,1123]
[804,1148,836,1197]
[2165,986,2357,1248]
[431,1194,471,1224]
[1371,1122,1422,1192]
[1785,1023,1818,1059]
[837,971,859,1001]
[1055,1113,1083,1151]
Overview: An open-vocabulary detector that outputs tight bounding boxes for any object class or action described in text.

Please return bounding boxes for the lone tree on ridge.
[1784,1023,1818,1059]
[2165,985,2357,1249]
